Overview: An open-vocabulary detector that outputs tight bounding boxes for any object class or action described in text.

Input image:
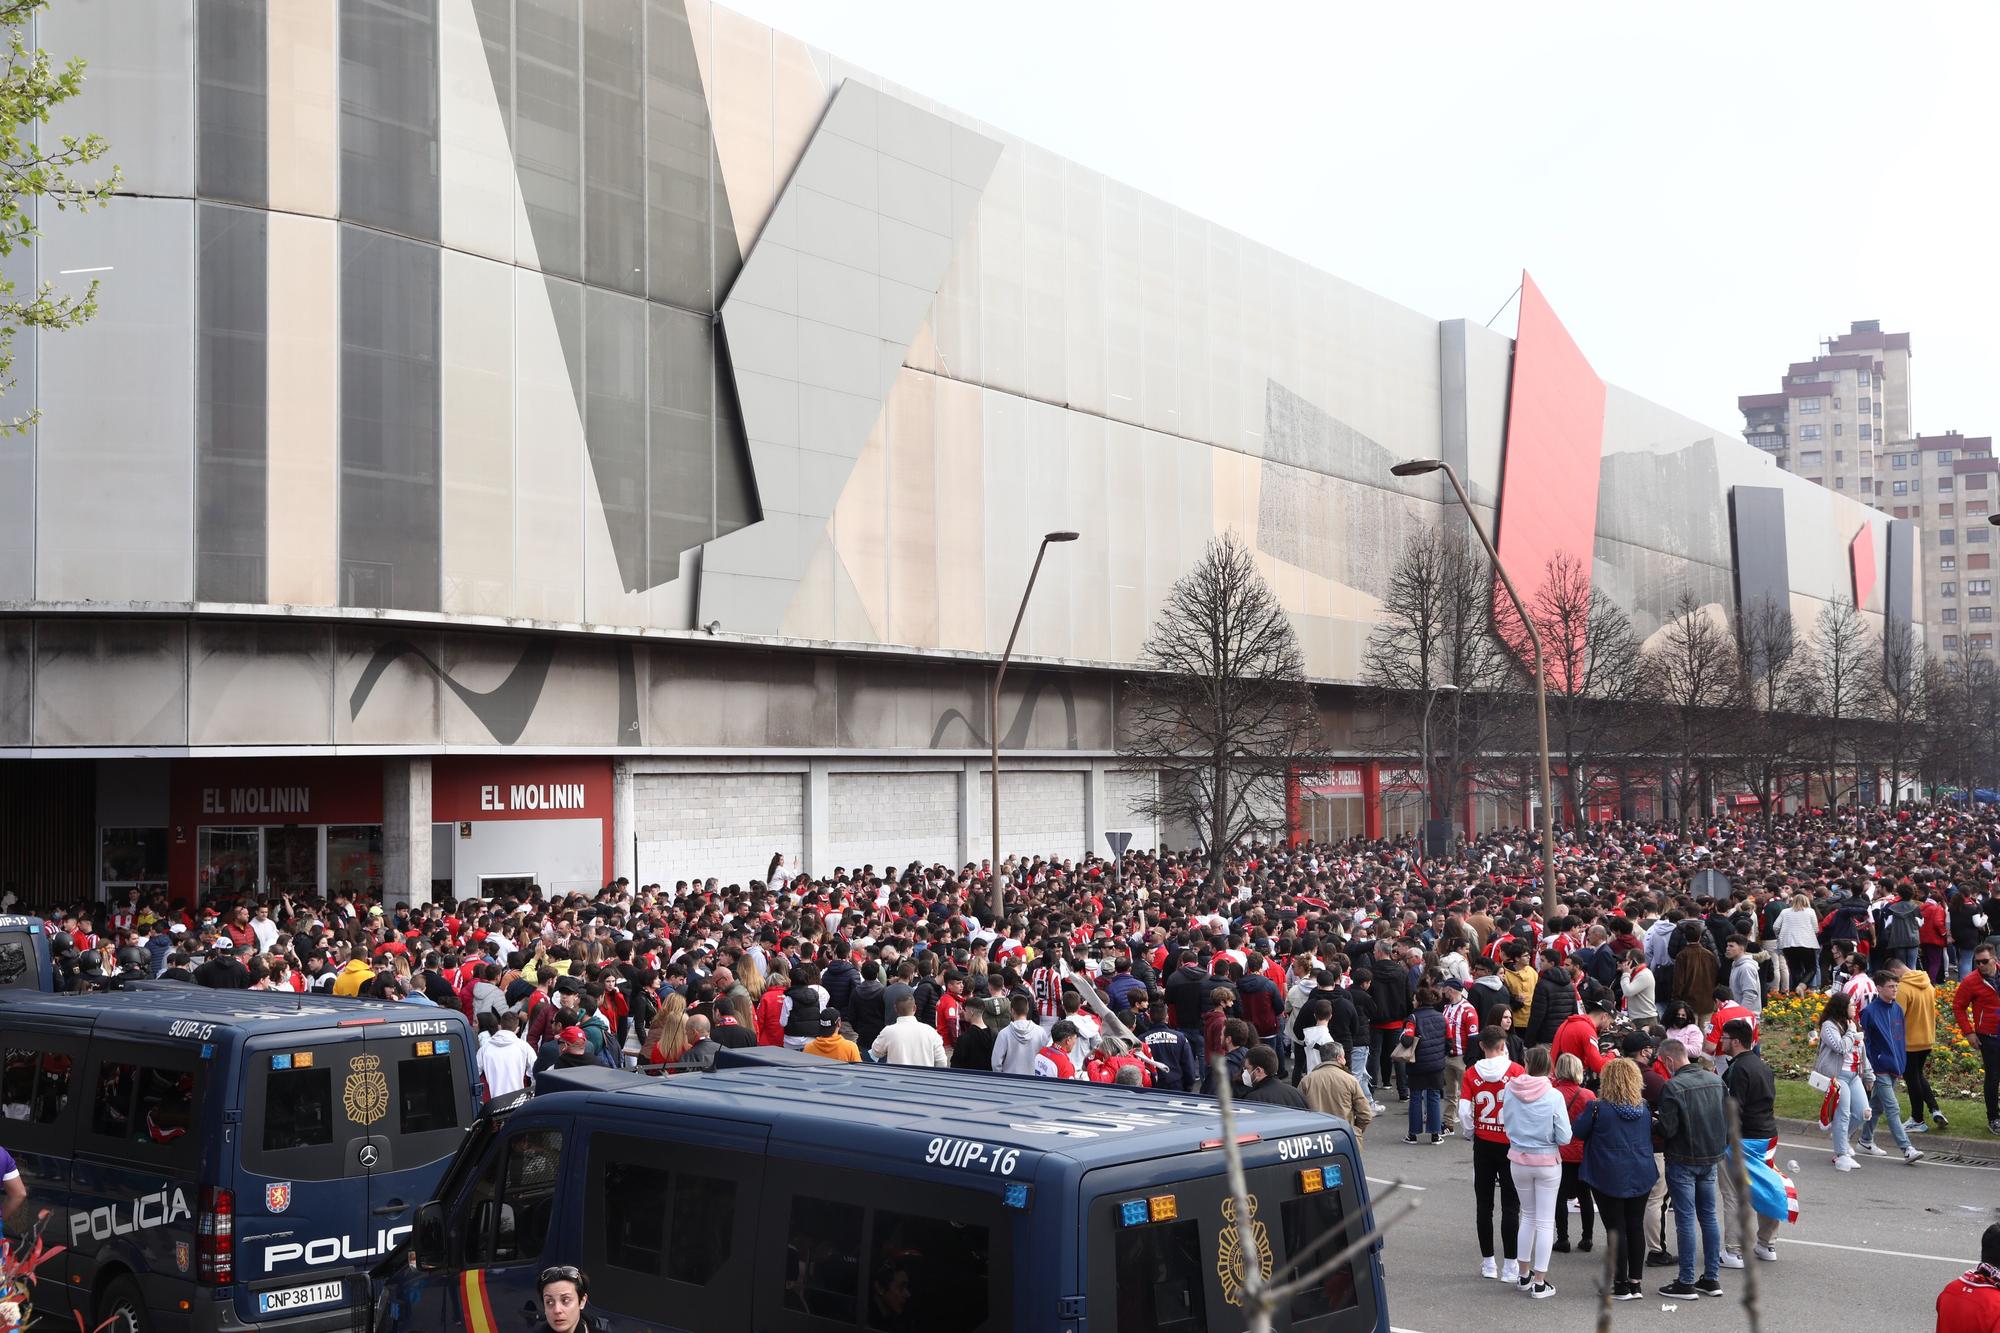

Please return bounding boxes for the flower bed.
[1759,980,1984,1100]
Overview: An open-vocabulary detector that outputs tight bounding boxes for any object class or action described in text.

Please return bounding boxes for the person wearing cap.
[803,1008,860,1063]
[551,1024,596,1070]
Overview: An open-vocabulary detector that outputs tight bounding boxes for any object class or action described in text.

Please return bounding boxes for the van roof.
[0,982,455,1039]
[534,1054,1336,1168]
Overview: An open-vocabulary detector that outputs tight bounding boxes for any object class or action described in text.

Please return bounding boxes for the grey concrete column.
[381,756,433,909]
[956,761,978,870]
[1084,761,1106,863]
[611,759,636,887]
[803,760,830,878]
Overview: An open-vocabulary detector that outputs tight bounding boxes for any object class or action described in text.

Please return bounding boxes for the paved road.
[1364,1115,1998,1332]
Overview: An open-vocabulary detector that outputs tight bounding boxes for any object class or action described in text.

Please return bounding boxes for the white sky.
[728,0,2000,445]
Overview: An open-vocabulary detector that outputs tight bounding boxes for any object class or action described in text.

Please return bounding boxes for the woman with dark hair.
[1397,986,1450,1144]
[1814,990,1869,1171]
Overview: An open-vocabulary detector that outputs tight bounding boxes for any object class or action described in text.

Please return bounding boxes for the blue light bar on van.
[1117,1199,1149,1228]
[270,1054,292,1071]
[434,1039,451,1055]
[1004,1183,1031,1210]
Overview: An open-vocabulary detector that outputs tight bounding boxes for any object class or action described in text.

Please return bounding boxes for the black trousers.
[1556,1160,1595,1242]
[1372,1028,1408,1097]
[1593,1189,1648,1283]
[1472,1137,1519,1260]
[1983,1036,2000,1121]
[1782,947,1819,989]
[1905,1048,1939,1120]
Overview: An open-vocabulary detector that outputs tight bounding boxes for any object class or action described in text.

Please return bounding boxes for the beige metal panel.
[440,249,516,616]
[267,0,338,217]
[512,270,584,622]
[884,368,939,649]
[830,417,888,639]
[33,621,188,747]
[265,212,340,607]
[1060,161,1106,419]
[1063,409,1112,665]
[707,4,774,255]
[437,0,521,263]
[931,375,986,652]
[188,622,335,745]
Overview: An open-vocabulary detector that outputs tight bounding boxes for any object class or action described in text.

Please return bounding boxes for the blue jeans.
[1407,1086,1441,1136]
[1830,1069,1868,1158]
[1665,1162,1720,1284]
[1889,946,1920,970]
[1863,1073,1912,1151]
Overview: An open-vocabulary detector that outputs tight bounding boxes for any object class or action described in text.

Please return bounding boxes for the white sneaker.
[1904,1118,1927,1134]
[1719,1251,1745,1269]
[1754,1244,1780,1262]
[1481,1256,1498,1280]
[1501,1260,1521,1282]
[1904,1146,1925,1164]
[1833,1155,1859,1171]
[1862,1142,1889,1157]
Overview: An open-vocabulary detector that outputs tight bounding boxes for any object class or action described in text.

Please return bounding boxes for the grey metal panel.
[41,0,196,199]
[196,203,268,603]
[35,198,197,602]
[1729,485,1791,616]
[514,0,581,277]
[582,0,644,294]
[33,621,188,746]
[340,0,440,241]
[0,621,28,746]
[196,0,267,205]
[584,287,648,590]
[648,303,716,583]
[334,627,443,745]
[339,225,440,612]
[1885,518,1916,636]
[699,83,1001,635]
[188,621,335,744]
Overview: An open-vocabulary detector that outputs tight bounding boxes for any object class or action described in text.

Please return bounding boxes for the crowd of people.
[32,800,2000,1315]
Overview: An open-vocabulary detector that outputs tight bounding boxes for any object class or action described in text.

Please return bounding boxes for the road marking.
[1366,1178,1426,1191]
[1776,1237,1963,1264]
[1775,1140,2000,1172]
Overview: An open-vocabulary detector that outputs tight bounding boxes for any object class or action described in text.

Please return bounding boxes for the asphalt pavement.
[1364,1112,1998,1333]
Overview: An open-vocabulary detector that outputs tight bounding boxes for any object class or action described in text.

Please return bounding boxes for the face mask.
[1241,1068,1256,1089]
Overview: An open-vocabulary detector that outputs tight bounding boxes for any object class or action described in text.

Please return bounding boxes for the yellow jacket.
[1503,965,1538,1026]
[330,958,375,998]
[1897,969,1936,1050]
[803,1034,861,1063]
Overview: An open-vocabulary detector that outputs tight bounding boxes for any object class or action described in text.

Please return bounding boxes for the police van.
[0,984,478,1333]
[0,915,55,991]
[377,1048,1386,1333]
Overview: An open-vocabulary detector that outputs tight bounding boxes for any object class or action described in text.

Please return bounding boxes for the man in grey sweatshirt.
[991,995,1046,1075]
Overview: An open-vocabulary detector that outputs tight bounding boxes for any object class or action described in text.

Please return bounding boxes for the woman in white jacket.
[1775,894,1822,993]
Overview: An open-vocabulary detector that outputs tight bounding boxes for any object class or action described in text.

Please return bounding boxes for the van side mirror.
[413,1202,447,1270]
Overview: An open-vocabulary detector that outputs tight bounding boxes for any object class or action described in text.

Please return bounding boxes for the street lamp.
[991,531,1080,924]
[1390,458,1556,905]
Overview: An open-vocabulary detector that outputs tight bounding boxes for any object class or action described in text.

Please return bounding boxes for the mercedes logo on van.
[358,1145,378,1168]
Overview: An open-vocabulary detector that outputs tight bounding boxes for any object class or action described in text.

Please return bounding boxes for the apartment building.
[1884,432,1998,659]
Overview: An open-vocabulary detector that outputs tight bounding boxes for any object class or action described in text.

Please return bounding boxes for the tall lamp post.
[991,531,1080,924]
[1391,459,1556,906]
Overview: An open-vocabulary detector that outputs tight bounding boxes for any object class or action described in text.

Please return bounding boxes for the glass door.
[198,827,262,899]
[265,826,322,897]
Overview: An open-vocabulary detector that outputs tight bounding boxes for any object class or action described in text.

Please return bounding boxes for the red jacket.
[1919,899,1949,947]
[1935,1267,2000,1333]
[756,985,790,1047]
[1552,1013,1612,1076]
[1555,1081,1595,1163]
[1954,969,2000,1042]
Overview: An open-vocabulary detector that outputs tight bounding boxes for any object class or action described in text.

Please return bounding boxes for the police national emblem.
[1216,1195,1274,1307]
[175,1241,190,1274]
[265,1182,292,1213]
[342,1052,390,1126]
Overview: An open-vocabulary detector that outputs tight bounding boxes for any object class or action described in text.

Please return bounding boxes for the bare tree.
[1492,551,1647,825]
[1361,527,1524,832]
[1646,592,1740,827]
[1872,621,1930,811]
[1732,597,1803,829]
[1923,647,1996,798]
[1793,597,1879,807]
[1120,532,1322,877]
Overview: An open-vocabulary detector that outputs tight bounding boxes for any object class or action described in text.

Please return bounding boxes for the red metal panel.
[1495,273,1607,685]
[1850,525,1876,608]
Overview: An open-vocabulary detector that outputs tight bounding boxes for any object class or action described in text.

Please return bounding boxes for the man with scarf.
[1935,1223,2000,1333]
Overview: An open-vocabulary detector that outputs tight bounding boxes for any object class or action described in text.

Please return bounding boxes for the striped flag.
[1737,1136,1799,1226]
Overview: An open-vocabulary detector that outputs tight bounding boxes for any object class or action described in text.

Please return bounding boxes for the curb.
[1774,1115,2000,1163]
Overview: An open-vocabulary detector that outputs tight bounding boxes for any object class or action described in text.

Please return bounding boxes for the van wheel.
[99,1275,145,1333]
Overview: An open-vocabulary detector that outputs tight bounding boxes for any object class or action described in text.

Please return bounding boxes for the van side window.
[263,1066,335,1151]
[867,1209,991,1333]
[784,1197,863,1323]
[31,1053,70,1123]
[1280,1192,1358,1321]
[1,1050,35,1119]
[1113,1220,1207,1333]
[85,1057,199,1165]
[91,1063,139,1139]
[465,1129,562,1266]
[598,1156,737,1286]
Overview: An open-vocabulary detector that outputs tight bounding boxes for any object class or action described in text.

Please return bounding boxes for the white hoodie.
[478,1028,535,1098]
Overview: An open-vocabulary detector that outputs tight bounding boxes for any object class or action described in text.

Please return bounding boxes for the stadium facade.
[0,0,1917,905]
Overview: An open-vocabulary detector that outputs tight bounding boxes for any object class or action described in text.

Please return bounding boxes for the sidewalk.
[1774,1115,2000,1163]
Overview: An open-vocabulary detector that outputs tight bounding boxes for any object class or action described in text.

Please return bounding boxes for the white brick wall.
[973,770,1085,861]
[634,773,804,889]
[1105,768,1159,855]
[825,771,958,873]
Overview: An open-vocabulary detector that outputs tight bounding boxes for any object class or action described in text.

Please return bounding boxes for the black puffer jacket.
[1403,1004,1449,1074]
[1369,958,1411,1027]
[1525,969,1577,1045]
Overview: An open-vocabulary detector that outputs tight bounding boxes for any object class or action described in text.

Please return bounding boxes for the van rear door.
[358,1018,474,1246]
[1082,1148,1382,1333]
[235,1028,373,1323]
[0,919,53,991]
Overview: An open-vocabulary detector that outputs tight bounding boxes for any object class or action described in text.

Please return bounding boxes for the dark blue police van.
[378,1049,1386,1333]
[0,915,55,991]
[0,984,478,1333]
